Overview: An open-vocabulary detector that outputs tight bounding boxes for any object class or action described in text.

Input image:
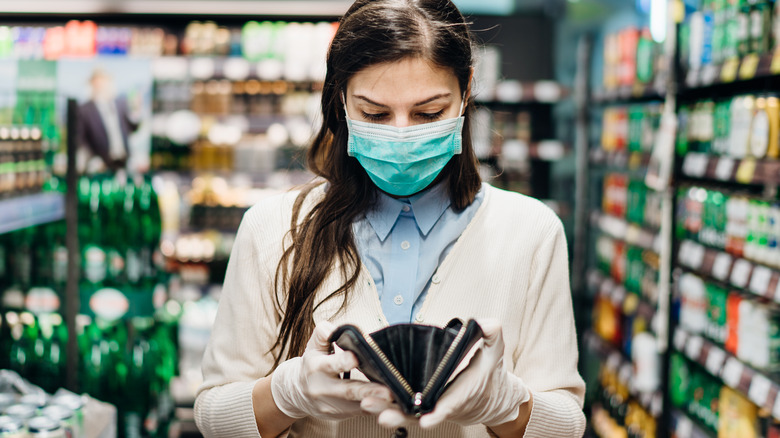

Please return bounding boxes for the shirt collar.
[364,183,452,241]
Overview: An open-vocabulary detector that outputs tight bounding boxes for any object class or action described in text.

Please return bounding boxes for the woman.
[194,0,586,437]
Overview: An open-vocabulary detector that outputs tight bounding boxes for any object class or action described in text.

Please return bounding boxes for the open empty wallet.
[328,318,484,417]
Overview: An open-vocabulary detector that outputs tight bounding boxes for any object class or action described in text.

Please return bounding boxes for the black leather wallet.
[328,318,483,417]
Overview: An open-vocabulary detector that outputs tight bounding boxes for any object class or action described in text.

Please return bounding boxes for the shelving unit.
[0,192,65,235]
[673,327,780,421]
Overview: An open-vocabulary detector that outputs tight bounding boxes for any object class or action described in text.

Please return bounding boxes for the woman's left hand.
[364,319,531,429]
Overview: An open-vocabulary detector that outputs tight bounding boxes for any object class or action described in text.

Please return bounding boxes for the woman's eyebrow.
[353,93,452,108]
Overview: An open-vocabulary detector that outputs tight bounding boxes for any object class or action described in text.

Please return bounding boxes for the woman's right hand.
[270,321,394,420]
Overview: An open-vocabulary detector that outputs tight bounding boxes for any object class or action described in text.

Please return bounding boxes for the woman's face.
[344,57,465,128]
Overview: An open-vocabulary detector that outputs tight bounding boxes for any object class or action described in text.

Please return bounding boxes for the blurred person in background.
[195,0,586,437]
[78,67,139,172]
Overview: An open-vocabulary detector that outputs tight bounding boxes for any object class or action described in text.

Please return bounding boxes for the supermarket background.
[2,0,780,436]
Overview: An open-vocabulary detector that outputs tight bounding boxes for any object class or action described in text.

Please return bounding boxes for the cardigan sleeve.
[515,218,586,438]
[194,203,284,438]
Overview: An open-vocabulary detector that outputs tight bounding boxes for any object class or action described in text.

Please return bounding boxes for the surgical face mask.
[343,96,465,197]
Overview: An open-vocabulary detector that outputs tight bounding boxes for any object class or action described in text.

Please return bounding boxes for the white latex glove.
[271,321,393,420]
[365,319,530,429]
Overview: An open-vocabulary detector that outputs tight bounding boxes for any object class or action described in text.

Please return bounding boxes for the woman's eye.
[361,112,389,121]
[417,110,445,121]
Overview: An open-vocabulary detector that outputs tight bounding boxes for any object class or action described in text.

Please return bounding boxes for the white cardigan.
[195,183,586,437]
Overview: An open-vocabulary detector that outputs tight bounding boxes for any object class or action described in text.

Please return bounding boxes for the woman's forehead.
[346,58,459,104]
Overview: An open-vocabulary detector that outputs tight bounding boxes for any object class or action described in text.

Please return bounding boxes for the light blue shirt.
[353,183,485,325]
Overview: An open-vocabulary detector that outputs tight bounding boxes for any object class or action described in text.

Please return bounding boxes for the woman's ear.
[464,67,474,103]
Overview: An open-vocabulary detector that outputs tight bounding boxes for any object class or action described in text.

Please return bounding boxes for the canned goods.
[4,404,37,421]
[0,395,16,414]
[47,394,83,438]
[40,405,74,438]
[26,416,65,438]
[0,416,27,438]
[19,394,47,409]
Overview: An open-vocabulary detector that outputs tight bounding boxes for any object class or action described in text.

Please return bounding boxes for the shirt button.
[402,205,411,212]
[400,241,411,250]
[393,295,404,305]
[432,274,441,284]
[415,313,424,322]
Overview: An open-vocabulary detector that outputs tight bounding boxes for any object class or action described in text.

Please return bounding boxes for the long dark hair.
[271,0,482,367]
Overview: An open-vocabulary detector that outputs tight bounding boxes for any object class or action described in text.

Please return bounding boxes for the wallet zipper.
[364,333,415,398]
[364,323,469,417]
[419,324,468,407]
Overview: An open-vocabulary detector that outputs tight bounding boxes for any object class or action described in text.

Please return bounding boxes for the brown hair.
[271,0,482,367]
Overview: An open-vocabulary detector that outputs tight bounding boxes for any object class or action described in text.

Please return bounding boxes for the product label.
[83,246,107,284]
[126,249,142,283]
[108,249,125,279]
[715,157,736,181]
[713,252,733,281]
[89,288,129,321]
[25,287,60,314]
[52,245,68,284]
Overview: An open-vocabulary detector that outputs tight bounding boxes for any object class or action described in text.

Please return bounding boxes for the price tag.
[775,278,780,304]
[703,64,719,85]
[773,390,780,420]
[731,259,754,289]
[690,243,706,271]
[677,240,691,266]
[721,57,740,83]
[686,69,699,88]
[715,157,736,181]
[749,373,772,407]
[736,158,757,184]
[772,48,780,75]
[706,346,727,376]
[626,225,642,246]
[686,335,705,361]
[739,53,760,80]
[722,357,745,388]
[676,414,693,437]
[692,154,709,178]
[607,352,622,371]
[619,363,633,385]
[674,328,688,351]
[612,285,627,306]
[749,266,773,297]
[712,252,734,282]
[683,154,707,178]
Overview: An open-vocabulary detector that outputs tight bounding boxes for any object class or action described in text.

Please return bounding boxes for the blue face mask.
[344,97,465,197]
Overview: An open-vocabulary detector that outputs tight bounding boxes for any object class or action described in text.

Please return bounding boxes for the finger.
[306,320,338,353]
[320,379,391,402]
[360,396,395,414]
[475,318,501,347]
[309,350,358,375]
[475,318,505,364]
[377,408,414,429]
[419,405,452,429]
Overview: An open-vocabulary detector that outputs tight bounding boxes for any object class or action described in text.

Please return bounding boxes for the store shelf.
[0,193,65,236]
[475,81,569,105]
[682,50,780,90]
[589,268,657,321]
[152,56,328,83]
[680,152,780,186]
[590,211,660,253]
[673,327,780,421]
[591,82,665,104]
[671,408,717,438]
[589,149,652,171]
[677,239,780,305]
[586,330,663,418]
[0,0,352,16]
